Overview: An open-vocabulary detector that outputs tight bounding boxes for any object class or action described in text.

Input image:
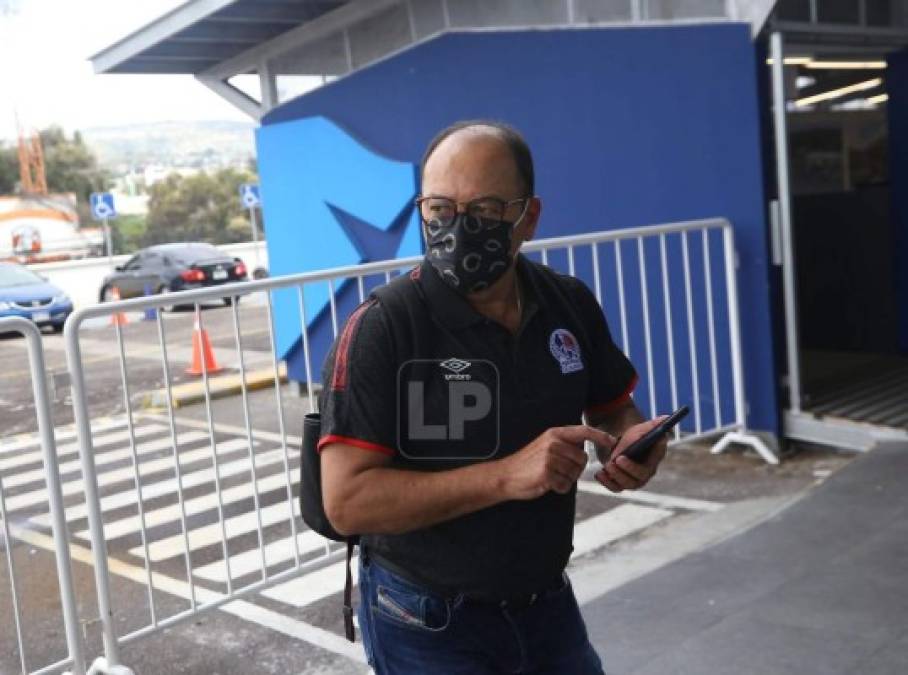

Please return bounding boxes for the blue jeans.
[357,553,606,674]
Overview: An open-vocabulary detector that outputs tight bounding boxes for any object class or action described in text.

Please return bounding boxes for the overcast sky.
[0,0,251,142]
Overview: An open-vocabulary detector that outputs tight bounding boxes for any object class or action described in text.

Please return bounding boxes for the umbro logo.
[440,358,471,373]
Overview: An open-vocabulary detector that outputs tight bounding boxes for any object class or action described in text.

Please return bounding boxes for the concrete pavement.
[584,440,908,675]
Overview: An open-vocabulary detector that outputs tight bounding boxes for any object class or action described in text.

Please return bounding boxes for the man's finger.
[604,462,643,490]
[555,425,616,449]
[548,454,585,484]
[616,455,652,482]
[595,469,623,493]
[549,440,590,470]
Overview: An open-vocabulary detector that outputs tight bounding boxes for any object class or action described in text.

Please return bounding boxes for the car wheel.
[52,322,65,334]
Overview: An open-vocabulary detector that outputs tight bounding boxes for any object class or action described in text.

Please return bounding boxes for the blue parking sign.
[90,192,116,220]
[239,183,261,209]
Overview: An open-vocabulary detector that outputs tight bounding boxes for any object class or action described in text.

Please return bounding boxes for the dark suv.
[99,243,248,305]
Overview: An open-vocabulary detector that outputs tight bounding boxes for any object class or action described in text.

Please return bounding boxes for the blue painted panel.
[259,24,780,432]
[256,116,421,357]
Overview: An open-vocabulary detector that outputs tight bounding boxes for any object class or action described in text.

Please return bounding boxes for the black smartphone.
[618,405,689,464]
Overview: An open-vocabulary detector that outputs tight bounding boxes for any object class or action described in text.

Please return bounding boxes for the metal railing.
[0,317,87,675]
[34,217,772,673]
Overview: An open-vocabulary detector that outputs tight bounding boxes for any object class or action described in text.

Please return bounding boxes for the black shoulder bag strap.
[343,538,355,641]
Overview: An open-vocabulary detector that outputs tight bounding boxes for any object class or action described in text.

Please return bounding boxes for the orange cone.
[108,287,129,326]
[185,314,223,375]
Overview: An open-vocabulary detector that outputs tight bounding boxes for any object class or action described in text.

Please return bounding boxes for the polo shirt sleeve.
[566,277,638,417]
[317,299,398,457]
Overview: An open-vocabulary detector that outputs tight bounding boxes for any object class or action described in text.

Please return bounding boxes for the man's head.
[418,121,542,294]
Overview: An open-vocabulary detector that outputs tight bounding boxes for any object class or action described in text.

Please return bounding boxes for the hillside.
[81,120,256,171]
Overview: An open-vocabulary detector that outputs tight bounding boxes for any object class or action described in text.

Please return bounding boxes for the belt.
[366,549,566,611]
[462,574,567,610]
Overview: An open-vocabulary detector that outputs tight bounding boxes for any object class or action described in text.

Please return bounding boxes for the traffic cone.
[185,314,223,375]
[108,287,129,327]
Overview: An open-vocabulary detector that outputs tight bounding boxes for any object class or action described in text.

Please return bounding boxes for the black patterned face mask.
[424,211,523,294]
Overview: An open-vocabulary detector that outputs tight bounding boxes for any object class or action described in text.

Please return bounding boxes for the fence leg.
[87,657,136,675]
[711,431,779,465]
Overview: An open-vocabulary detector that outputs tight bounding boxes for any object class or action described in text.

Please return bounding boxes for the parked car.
[0,261,73,332]
[99,243,248,306]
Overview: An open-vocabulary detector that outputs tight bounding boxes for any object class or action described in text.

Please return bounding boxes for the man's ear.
[521,197,542,241]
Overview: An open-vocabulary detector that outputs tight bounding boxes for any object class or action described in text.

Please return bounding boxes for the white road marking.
[138,412,302,448]
[29,446,295,527]
[79,468,298,541]
[1,427,182,488]
[7,436,252,511]
[0,425,165,473]
[6,524,365,665]
[571,503,673,559]
[194,529,328,582]
[0,417,125,456]
[577,480,724,513]
[132,497,302,562]
[262,558,360,608]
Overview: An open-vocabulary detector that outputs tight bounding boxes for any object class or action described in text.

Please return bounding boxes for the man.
[318,121,668,674]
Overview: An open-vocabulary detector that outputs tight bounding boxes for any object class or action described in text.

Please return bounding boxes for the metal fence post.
[0,317,87,675]
[709,223,779,464]
[63,318,137,675]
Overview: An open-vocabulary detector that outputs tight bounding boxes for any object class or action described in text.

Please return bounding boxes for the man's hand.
[499,425,616,500]
[594,417,668,493]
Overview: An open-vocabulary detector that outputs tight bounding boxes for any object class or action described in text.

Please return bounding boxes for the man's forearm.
[329,460,510,536]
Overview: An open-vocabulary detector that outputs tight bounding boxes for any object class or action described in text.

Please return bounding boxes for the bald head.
[420,121,535,197]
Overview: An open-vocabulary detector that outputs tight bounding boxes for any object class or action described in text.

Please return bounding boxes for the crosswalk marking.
[0,425,165,473]
[1,427,193,489]
[261,558,360,608]
[3,415,712,643]
[79,468,298,541]
[571,503,673,558]
[194,530,329,583]
[131,497,302,562]
[577,480,724,513]
[0,418,125,456]
[29,446,296,528]
[7,436,252,512]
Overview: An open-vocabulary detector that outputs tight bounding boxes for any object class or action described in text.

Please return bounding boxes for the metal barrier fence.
[0,317,86,675]
[2,218,771,674]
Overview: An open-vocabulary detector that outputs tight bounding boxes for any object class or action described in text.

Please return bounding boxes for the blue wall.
[258,23,780,433]
[888,48,908,353]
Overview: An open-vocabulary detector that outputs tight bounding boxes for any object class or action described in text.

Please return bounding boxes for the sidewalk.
[584,440,908,674]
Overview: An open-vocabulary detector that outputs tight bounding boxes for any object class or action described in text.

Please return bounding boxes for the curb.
[138,364,288,409]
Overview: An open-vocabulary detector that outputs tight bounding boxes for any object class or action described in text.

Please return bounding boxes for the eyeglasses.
[415,196,529,228]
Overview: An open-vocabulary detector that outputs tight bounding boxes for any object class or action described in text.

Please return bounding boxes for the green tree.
[111,213,147,255]
[41,127,110,220]
[0,127,109,223]
[144,168,258,246]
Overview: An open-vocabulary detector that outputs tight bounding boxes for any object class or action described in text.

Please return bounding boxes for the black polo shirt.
[318,254,637,598]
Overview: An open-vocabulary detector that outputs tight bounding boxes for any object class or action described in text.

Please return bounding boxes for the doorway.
[766,3,908,446]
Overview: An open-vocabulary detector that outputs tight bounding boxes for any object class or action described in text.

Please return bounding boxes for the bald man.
[318,121,668,674]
